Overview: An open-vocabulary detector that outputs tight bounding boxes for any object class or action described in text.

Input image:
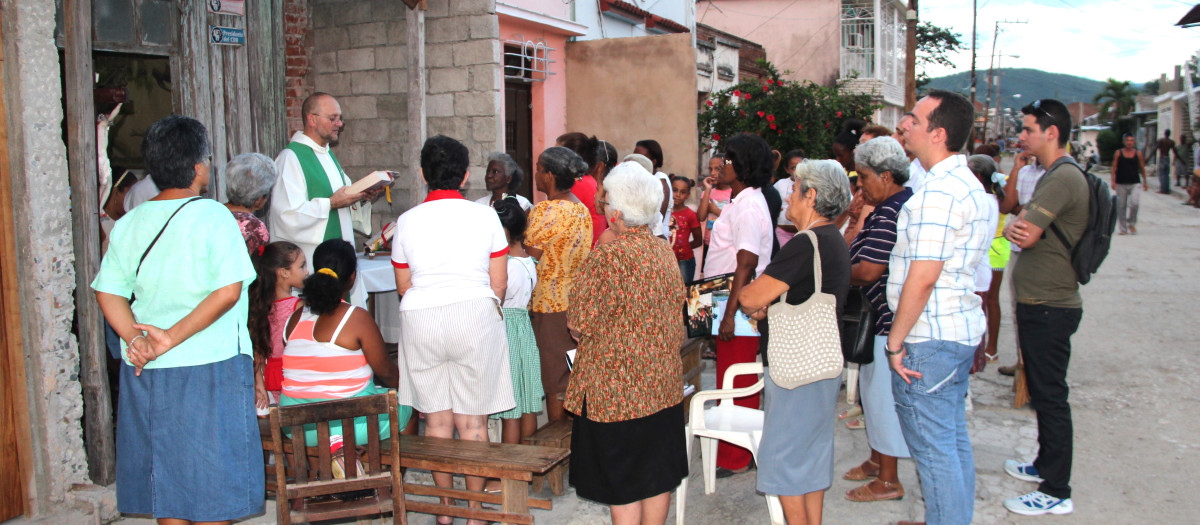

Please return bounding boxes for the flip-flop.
[845,480,904,502]
[838,406,863,420]
[846,417,866,430]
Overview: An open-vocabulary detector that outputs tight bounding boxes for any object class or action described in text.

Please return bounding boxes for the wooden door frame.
[0,7,35,516]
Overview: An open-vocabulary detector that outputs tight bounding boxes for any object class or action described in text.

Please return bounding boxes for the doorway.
[504,81,533,200]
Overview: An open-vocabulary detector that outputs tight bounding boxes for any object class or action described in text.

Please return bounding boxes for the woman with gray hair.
[475,151,532,211]
[566,161,687,523]
[739,159,852,525]
[840,136,914,503]
[224,152,278,255]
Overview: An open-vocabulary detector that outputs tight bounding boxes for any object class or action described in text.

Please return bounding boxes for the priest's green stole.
[286,142,350,242]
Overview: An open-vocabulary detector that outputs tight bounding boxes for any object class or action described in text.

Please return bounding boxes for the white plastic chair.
[677,362,784,525]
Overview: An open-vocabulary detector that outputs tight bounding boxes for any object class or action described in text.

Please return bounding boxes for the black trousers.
[1016,303,1083,500]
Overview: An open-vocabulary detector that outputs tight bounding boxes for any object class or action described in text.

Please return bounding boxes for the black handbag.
[839,286,876,365]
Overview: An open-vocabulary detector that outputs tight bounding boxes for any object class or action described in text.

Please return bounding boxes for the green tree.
[916,21,966,91]
[698,69,881,161]
[1141,79,1160,96]
[1092,78,1138,125]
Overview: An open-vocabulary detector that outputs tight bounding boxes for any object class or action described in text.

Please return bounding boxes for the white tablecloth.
[357,256,401,343]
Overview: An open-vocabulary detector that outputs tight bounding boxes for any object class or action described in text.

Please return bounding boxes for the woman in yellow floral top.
[566,161,687,523]
[524,146,592,421]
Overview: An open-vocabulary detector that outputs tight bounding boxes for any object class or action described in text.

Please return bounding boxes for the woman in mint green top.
[91,116,264,523]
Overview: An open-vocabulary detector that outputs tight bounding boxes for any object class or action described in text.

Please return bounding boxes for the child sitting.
[280,239,411,453]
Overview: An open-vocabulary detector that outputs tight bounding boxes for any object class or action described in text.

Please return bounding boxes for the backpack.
[1044,156,1117,285]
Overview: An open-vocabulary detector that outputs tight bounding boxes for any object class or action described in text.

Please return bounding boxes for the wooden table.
[391,435,569,525]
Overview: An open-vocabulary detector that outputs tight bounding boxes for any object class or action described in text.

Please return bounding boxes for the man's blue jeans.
[892,339,977,525]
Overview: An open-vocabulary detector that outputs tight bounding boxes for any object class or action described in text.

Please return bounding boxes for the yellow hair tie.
[317,268,338,279]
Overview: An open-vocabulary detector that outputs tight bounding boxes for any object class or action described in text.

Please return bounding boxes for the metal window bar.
[841,1,875,79]
[503,40,557,83]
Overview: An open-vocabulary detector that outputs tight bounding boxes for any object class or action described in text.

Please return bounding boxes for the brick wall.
[284,0,312,133]
[302,0,502,225]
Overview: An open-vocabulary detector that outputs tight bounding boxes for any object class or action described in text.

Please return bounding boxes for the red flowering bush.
[699,68,880,161]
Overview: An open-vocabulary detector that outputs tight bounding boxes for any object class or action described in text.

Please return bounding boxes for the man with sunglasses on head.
[1002,98,1085,517]
[270,92,375,307]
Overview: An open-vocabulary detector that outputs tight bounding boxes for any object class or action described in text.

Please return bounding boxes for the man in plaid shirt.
[886,90,994,525]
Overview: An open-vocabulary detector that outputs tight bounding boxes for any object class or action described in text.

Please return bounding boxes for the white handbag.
[766,230,844,389]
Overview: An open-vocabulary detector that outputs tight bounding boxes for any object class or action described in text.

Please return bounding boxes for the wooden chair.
[268,391,408,525]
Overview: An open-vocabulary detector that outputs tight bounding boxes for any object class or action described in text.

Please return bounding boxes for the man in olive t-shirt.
[1002,99,1087,517]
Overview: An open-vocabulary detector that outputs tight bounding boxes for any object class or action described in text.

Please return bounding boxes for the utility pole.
[968,0,978,153]
[981,20,1026,144]
[905,0,919,110]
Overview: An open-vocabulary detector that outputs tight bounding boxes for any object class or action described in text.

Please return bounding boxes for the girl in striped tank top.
[280,239,413,447]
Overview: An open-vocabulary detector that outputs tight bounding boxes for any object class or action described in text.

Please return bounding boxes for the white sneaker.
[1004,459,1044,483]
[1004,491,1073,516]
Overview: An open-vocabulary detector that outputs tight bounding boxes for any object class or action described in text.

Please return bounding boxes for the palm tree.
[1092,78,1138,124]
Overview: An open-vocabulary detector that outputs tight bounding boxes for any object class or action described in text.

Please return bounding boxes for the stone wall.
[301,0,503,227]
[2,0,91,516]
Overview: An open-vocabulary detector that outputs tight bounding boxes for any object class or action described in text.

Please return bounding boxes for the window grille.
[504,39,556,83]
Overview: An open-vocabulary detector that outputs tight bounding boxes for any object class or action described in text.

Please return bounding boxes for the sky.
[919,0,1200,83]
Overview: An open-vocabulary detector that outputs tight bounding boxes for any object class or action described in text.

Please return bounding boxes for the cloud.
[920,0,1198,82]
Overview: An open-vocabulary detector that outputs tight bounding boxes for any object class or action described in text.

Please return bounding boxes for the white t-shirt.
[907,158,926,192]
[504,256,538,309]
[123,175,160,212]
[391,191,509,311]
[651,171,672,236]
[974,196,999,292]
[474,194,533,212]
[773,178,794,225]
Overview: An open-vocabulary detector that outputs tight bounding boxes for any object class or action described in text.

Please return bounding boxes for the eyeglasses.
[598,199,610,206]
[310,113,343,124]
[1031,100,1056,125]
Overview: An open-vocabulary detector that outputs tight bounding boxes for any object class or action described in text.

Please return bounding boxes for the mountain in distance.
[925,68,1138,110]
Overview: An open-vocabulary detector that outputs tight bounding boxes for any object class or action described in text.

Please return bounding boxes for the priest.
[269,92,374,307]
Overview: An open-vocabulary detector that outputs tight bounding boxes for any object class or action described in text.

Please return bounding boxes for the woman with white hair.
[740,159,852,525]
[841,137,914,503]
[566,161,688,524]
[224,152,278,255]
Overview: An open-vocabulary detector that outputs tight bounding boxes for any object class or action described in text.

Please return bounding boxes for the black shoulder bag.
[129,197,202,306]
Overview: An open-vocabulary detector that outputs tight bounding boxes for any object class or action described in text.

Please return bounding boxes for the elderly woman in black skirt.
[566,160,688,524]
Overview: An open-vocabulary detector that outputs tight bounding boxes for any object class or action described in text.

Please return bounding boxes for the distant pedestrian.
[1174,133,1194,188]
[1156,130,1175,194]
[886,90,992,525]
[1002,98,1086,517]
[1110,133,1147,235]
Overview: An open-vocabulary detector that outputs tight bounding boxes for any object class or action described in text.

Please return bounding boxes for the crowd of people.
[93,89,1100,525]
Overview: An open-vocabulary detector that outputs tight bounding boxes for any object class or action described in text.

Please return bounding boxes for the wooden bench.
[522,419,571,495]
[388,435,568,525]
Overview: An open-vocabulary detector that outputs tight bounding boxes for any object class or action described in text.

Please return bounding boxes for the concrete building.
[699,0,908,128]
[696,23,768,98]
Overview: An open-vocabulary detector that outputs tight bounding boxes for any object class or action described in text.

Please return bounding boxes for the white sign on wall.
[208,0,246,16]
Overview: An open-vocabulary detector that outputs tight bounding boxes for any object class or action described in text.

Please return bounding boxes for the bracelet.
[884,345,904,357]
[130,335,147,346]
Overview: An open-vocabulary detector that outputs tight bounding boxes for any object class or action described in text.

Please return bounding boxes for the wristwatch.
[885,345,904,357]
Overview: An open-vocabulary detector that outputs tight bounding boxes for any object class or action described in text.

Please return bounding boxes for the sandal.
[846,479,904,502]
[838,406,863,420]
[846,417,865,430]
[842,459,879,481]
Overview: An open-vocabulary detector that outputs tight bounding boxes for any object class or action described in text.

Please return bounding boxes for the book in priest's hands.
[346,170,397,194]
